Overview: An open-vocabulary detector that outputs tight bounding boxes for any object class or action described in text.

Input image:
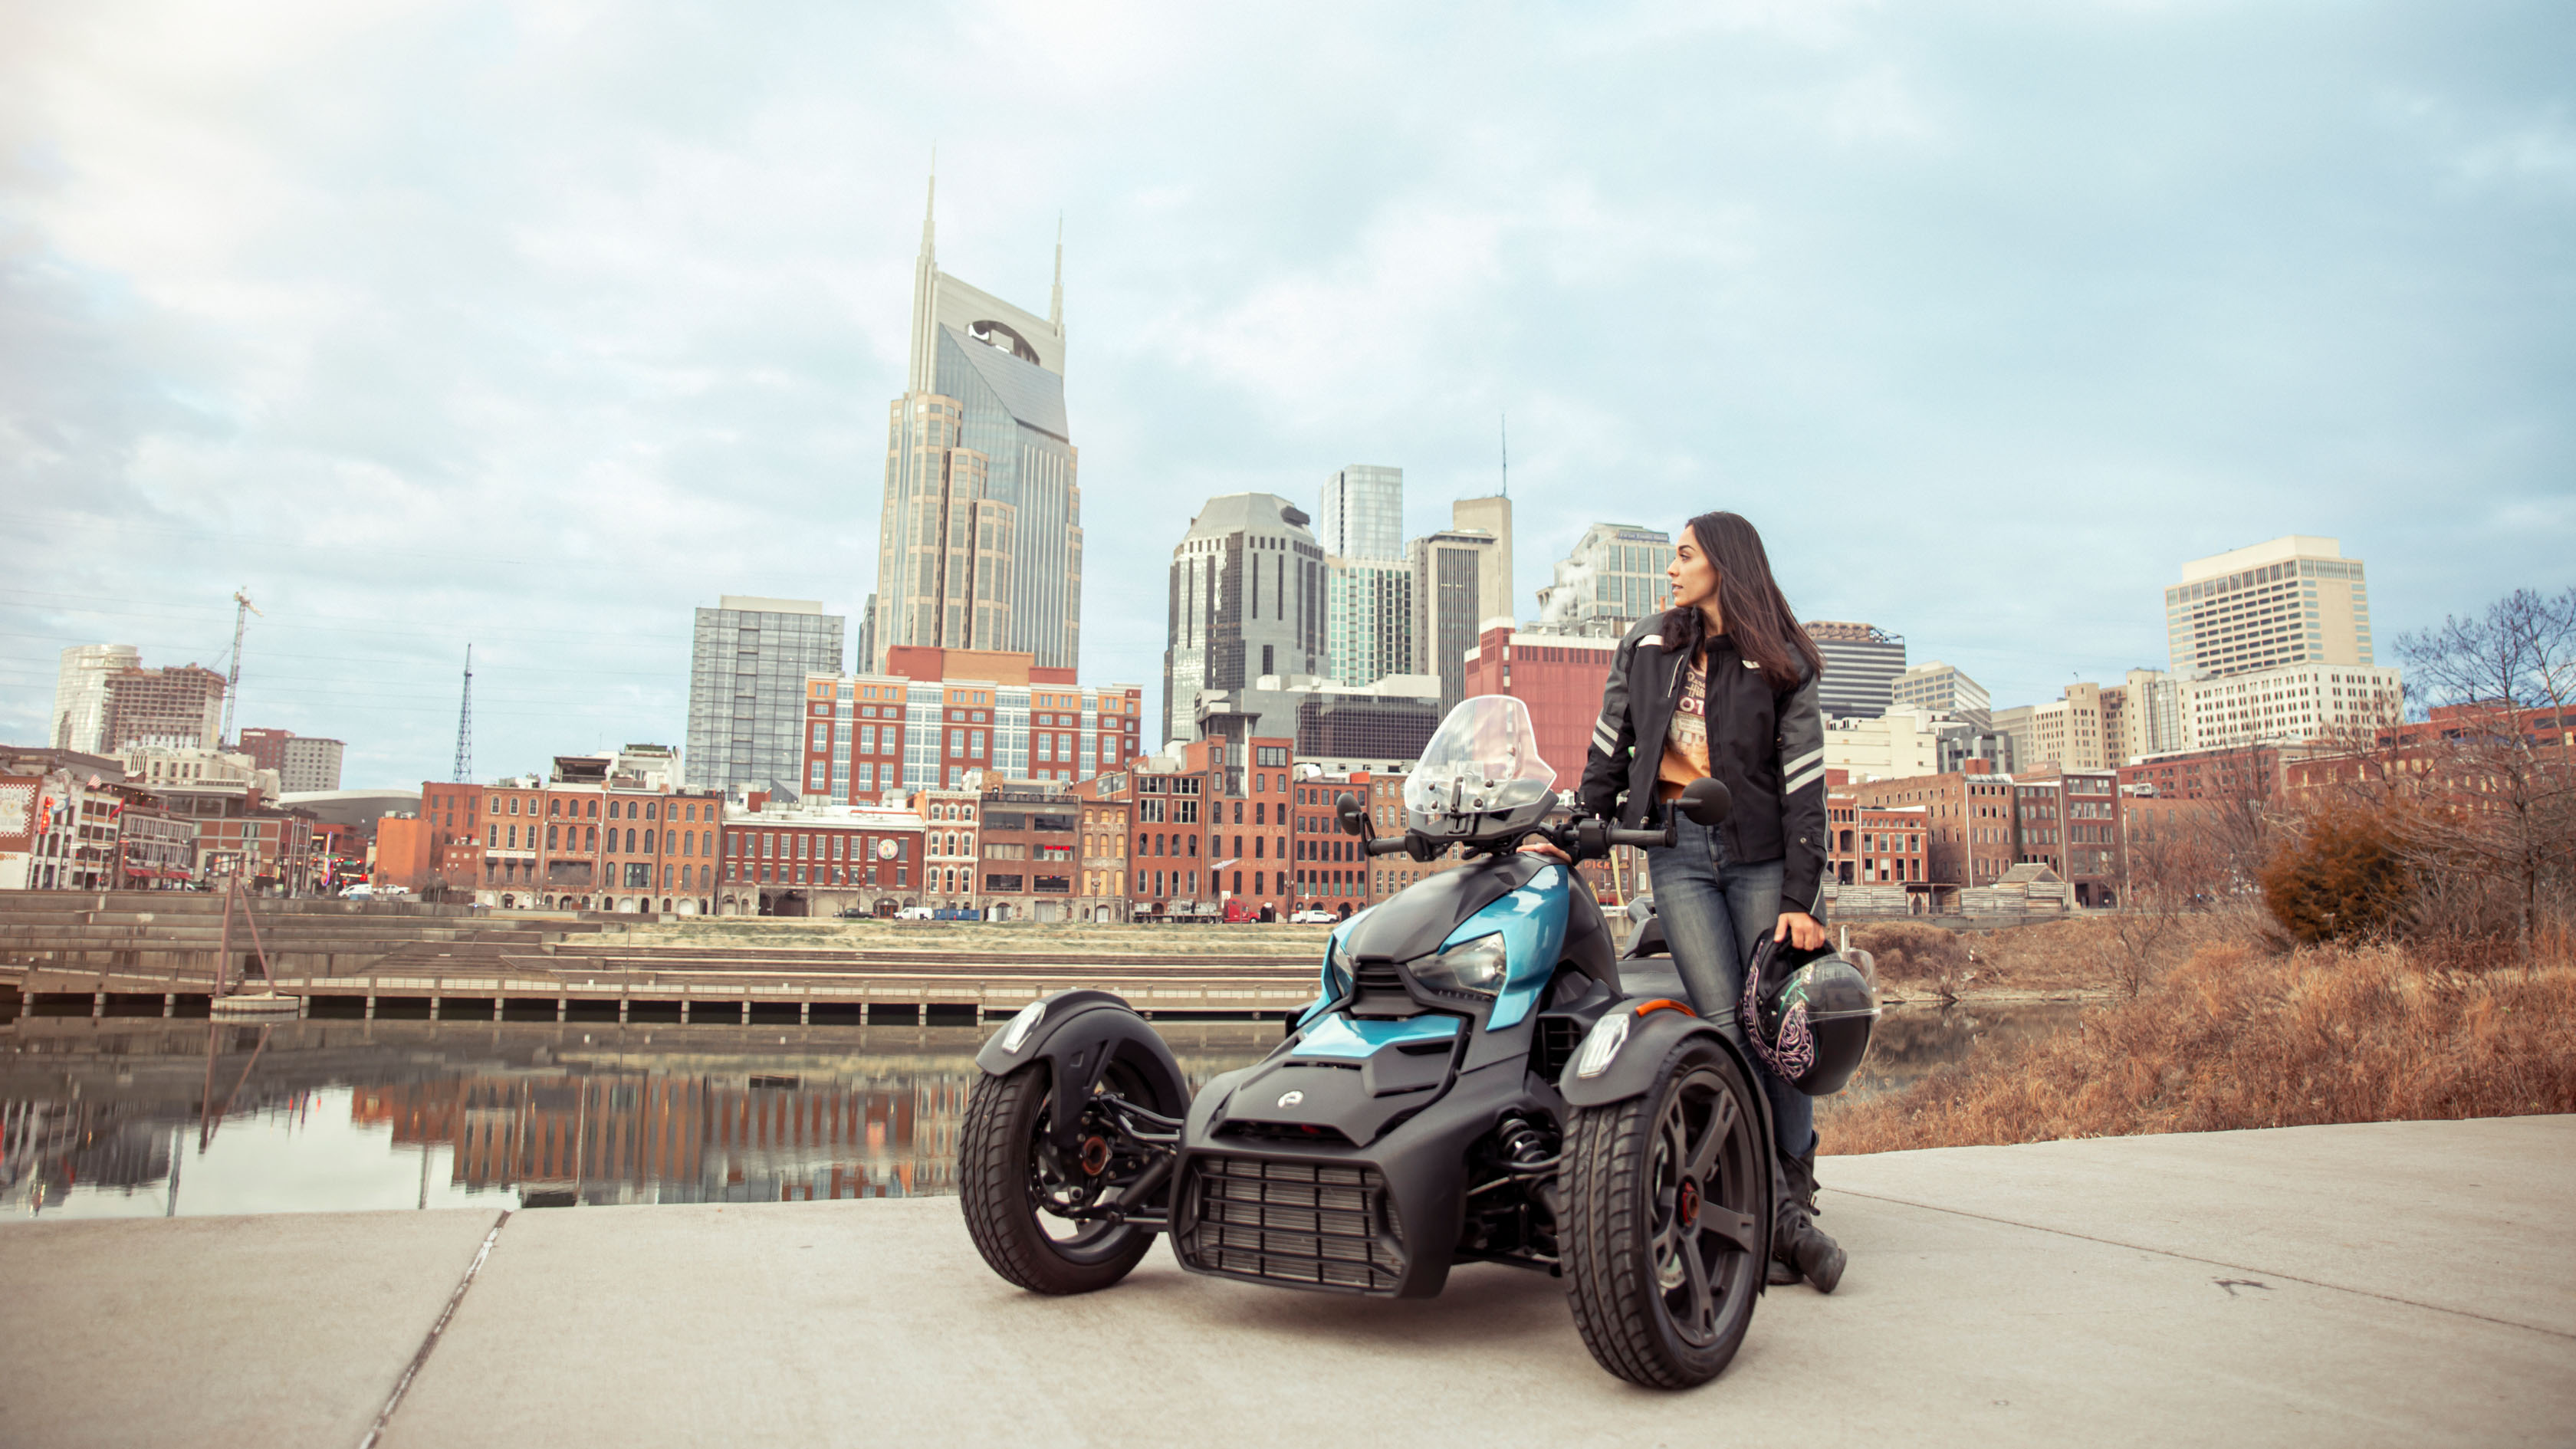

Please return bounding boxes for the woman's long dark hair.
[1661,511,1824,692]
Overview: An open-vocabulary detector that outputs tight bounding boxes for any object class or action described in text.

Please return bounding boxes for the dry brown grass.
[1824,929,2576,1155]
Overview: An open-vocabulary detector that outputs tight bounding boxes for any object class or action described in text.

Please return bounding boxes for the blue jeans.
[1644,817,1816,1161]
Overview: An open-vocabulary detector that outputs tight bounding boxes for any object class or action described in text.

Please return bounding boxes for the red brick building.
[716,802,926,917]
[1290,770,1378,918]
[1460,625,1619,786]
[195,811,319,895]
[973,784,1096,922]
[800,653,1147,806]
[2009,767,2124,908]
[1851,764,2022,893]
[2117,744,2290,804]
[1826,794,1931,891]
[398,770,723,913]
[1073,735,1296,920]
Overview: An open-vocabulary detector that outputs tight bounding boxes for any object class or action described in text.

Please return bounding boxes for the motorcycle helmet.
[1738,935,1878,1096]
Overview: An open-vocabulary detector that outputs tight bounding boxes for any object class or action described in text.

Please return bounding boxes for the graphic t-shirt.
[1658,654,1710,800]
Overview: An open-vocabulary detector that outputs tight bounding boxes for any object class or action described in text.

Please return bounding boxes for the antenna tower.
[451,645,474,783]
[219,589,261,748]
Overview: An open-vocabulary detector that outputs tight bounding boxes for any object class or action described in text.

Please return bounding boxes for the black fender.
[1556,1001,1776,1149]
[978,990,1190,1152]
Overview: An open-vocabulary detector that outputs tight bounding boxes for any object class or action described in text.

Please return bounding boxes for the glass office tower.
[685,596,846,794]
[872,179,1082,674]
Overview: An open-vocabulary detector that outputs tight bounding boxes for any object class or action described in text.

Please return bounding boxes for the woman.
[1524,510,1845,1292]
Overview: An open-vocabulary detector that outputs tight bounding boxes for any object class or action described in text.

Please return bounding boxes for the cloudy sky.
[2,0,2569,787]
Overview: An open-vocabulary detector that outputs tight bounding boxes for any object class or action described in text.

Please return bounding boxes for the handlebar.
[1348,807,1694,864]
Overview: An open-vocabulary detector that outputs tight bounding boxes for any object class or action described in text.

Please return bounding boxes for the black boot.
[1769,1152,1846,1293]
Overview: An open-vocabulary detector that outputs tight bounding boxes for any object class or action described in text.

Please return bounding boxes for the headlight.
[1574,1012,1629,1079]
[1408,932,1509,999]
[998,999,1046,1054]
[1321,935,1352,1001]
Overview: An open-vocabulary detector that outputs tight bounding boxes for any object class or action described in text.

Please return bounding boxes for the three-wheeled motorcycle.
[958,695,1783,1388]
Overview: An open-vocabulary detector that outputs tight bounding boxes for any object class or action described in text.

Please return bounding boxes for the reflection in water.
[1,1002,2076,1219]
[0,1018,1277,1219]
[1823,1001,2085,1119]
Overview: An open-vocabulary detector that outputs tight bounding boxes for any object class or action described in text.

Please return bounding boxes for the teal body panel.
[1296,906,1376,1027]
[1457,863,1570,1030]
[1289,1013,1462,1060]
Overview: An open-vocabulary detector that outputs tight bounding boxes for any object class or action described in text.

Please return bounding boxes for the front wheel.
[958,1060,1159,1295]
[1561,1039,1769,1388]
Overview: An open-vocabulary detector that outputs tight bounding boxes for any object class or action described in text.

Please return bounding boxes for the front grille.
[1349,961,1417,1017]
[1183,1155,1404,1293]
[1223,1120,1356,1146]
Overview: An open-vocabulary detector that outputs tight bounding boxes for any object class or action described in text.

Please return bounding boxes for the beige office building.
[2166,535,2372,679]
[1449,495,1515,636]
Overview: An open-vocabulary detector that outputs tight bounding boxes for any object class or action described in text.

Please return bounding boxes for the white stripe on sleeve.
[1784,764,1825,795]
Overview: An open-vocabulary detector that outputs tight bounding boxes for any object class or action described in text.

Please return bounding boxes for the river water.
[0,1001,2078,1221]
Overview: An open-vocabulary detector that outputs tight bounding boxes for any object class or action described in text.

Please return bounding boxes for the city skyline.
[2,4,2569,785]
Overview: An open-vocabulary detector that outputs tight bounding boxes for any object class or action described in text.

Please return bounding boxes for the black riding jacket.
[1576,616,1830,916]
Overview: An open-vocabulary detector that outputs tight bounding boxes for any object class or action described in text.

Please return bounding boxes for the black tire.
[1561,1038,1769,1388]
[958,1060,1157,1295]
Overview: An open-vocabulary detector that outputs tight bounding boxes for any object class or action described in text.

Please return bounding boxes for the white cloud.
[0,0,2570,780]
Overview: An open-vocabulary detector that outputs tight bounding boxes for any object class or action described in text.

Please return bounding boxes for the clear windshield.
[1403,696,1558,820]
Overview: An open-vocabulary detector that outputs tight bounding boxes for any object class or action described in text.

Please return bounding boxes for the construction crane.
[220,589,260,748]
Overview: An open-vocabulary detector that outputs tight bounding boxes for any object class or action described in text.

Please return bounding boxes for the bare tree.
[2394,587,2576,961]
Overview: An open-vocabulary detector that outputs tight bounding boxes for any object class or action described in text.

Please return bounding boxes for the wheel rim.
[1024,1063,1154,1264]
[1644,1065,1763,1348]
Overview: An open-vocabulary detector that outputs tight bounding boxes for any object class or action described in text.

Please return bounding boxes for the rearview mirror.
[1677,777,1732,826]
[1336,793,1374,840]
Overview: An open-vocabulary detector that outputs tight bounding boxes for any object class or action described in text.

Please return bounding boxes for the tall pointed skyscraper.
[872,177,1081,673]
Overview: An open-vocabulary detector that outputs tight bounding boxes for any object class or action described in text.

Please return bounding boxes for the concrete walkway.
[5,1117,2569,1448]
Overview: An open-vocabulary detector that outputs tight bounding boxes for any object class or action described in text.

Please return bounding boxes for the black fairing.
[1341,854,1539,963]
[1175,1052,1546,1300]
[1559,885,1620,990]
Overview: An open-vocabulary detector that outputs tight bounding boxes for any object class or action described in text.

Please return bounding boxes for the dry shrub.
[1823,932,2576,1155]
[2261,804,2409,945]
[1847,923,1969,997]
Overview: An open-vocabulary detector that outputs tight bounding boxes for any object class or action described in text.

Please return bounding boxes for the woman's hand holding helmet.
[1773,909,1826,951]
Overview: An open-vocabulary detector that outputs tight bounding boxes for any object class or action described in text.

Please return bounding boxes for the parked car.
[894,905,938,921]
[1286,909,1337,925]
[340,884,374,899]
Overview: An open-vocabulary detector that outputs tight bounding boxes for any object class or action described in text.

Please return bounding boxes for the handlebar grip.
[1362,835,1413,856]
[1605,826,1674,849]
